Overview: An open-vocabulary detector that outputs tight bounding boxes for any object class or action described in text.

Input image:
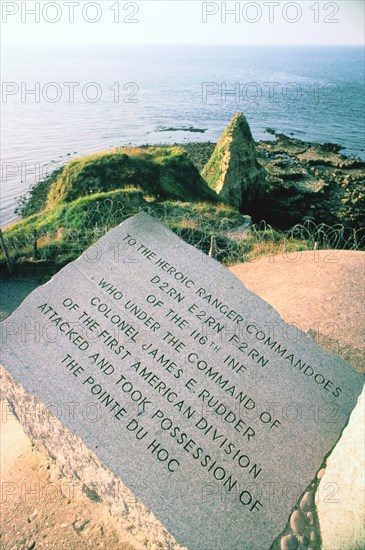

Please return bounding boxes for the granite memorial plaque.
[1,213,363,549]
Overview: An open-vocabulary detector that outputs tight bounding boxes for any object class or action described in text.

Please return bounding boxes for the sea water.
[1,44,364,226]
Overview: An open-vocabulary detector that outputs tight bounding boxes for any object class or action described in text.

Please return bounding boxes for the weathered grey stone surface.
[0,213,363,550]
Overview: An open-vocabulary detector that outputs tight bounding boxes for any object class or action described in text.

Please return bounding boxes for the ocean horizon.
[1,44,364,226]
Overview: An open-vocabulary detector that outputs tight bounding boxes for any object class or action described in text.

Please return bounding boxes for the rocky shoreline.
[184,133,364,173]
[184,132,365,230]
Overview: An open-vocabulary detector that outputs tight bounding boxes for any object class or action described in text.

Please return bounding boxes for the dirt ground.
[1,250,364,549]
[0,402,138,550]
[230,250,364,374]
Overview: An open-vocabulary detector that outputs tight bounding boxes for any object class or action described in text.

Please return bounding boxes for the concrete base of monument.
[1,250,364,550]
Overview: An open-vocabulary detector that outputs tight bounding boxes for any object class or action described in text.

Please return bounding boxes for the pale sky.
[1,0,364,45]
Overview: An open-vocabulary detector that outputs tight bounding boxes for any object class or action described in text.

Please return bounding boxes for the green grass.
[232,230,312,265]
[46,146,219,208]
[1,190,243,268]
[0,189,337,272]
[2,189,147,266]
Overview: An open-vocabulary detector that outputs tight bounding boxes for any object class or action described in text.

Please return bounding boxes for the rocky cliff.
[255,134,365,230]
[202,112,265,210]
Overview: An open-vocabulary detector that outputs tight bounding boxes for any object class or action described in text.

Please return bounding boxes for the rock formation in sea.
[202,112,265,211]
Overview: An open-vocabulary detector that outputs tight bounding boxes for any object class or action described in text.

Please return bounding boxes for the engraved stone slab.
[1,213,363,550]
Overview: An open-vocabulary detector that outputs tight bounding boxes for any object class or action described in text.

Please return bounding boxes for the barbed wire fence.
[1,199,364,274]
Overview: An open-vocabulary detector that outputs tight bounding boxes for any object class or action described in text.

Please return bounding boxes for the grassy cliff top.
[45,145,219,209]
